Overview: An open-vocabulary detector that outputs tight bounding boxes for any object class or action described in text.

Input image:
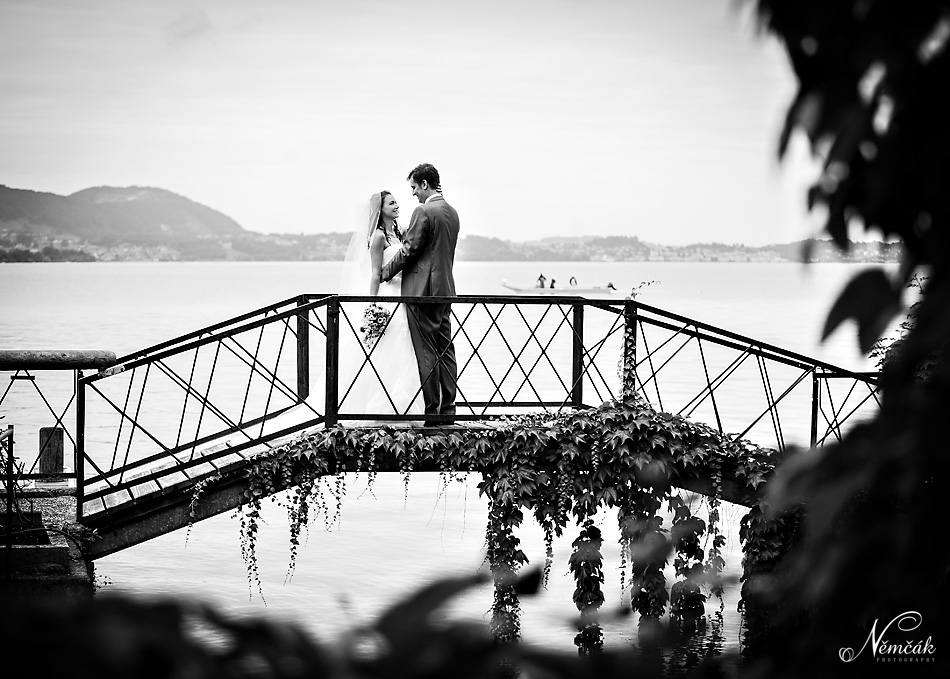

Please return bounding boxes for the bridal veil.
[339,192,383,296]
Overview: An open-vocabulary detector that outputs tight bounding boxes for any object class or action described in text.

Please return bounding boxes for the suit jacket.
[381,194,459,297]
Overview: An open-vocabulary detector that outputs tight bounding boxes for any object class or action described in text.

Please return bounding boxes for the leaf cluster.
[742,2,950,675]
[226,394,778,652]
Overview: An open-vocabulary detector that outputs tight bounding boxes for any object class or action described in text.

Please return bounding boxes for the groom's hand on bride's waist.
[381,254,404,282]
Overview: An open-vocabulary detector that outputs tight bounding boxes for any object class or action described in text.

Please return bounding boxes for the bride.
[222,191,423,448]
[336,190,424,421]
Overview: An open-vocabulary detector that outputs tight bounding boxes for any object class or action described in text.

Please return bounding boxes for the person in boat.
[550,278,556,289]
[569,276,578,287]
[537,273,546,288]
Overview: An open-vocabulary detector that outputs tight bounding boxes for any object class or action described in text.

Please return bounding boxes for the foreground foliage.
[1,569,742,679]
[735,0,950,676]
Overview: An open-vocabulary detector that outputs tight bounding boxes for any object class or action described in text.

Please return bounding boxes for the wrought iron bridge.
[1,294,879,560]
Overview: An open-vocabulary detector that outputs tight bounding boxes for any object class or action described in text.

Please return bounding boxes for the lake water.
[0,260,900,668]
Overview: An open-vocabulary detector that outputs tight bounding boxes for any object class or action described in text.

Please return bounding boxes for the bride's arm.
[368,230,386,296]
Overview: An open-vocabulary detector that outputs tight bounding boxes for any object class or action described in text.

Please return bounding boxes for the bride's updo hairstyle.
[376,190,401,241]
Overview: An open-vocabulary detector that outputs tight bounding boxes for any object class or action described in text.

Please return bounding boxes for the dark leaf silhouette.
[821,268,901,352]
[373,572,488,646]
[514,567,543,595]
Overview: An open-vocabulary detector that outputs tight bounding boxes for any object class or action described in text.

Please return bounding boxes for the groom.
[380,163,460,425]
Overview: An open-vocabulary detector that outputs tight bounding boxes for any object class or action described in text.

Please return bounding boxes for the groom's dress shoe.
[423,418,455,427]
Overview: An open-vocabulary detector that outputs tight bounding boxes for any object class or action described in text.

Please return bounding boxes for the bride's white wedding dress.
[219,245,422,450]
[337,242,424,421]
[218,199,422,448]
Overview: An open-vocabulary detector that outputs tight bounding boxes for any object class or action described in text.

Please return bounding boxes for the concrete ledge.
[0,539,92,603]
[5,531,70,570]
[1,491,91,600]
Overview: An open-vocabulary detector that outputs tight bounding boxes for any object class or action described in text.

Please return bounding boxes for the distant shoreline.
[0,238,900,265]
[0,257,899,265]
[0,254,900,264]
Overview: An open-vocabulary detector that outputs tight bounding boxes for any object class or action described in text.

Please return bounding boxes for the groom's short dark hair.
[407,163,441,191]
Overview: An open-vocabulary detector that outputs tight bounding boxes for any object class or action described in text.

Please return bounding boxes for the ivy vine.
[208,393,789,645]
[570,522,605,654]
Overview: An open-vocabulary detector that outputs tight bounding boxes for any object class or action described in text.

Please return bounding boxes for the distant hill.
[0,185,243,242]
[0,184,901,263]
[0,185,350,261]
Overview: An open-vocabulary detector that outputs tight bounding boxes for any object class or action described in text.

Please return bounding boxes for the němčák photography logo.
[839,611,936,665]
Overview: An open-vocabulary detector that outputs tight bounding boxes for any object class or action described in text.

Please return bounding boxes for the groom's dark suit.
[381,194,459,420]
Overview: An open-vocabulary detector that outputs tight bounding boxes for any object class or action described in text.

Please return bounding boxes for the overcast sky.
[0,0,825,245]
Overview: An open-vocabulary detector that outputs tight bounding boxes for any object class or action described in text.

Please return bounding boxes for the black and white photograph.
[1,1,946,677]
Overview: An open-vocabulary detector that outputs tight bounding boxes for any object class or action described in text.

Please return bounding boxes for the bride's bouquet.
[359,302,392,350]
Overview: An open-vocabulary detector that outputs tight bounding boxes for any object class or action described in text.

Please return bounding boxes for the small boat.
[501,280,620,296]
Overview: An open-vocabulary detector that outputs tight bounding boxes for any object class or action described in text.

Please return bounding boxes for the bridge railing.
[1,296,880,524]
[0,350,116,488]
[75,295,329,519]
[72,294,631,520]
[626,301,880,451]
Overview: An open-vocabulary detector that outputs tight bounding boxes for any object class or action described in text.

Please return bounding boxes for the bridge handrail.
[103,293,876,386]
[95,294,609,382]
[92,296,333,380]
[338,295,878,385]
[101,294,529,377]
[630,300,879,384]
[0,350,116,371]
[633,312,876,383]
[111,294,333,366]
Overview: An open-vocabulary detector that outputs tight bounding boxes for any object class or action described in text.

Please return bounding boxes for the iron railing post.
[325,298,339,426]
[622,299,638,399]
[571,303,585,408]
[810,370,819,448]
[296,296,310,403]
[76,369,85,523]
[4,424,13,579]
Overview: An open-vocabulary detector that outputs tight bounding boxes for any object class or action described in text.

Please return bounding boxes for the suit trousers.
[405,301,457,417]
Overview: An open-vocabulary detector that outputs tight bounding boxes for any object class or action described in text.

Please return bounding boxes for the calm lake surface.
[0,260,899,665]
